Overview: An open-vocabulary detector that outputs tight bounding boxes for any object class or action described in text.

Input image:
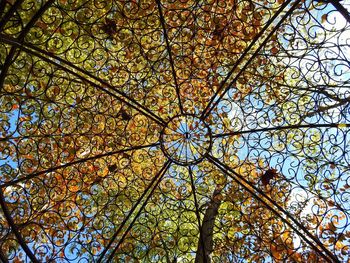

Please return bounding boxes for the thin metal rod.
[0,0,55,90]
[0,2,59,261]
[0,247,9,263]
[98,161,171,262]
[19,0,56,40]
[206,154,339,263]
[200,0,294,120]
[330,0,350,24]
[0,132,125,142]
[155,0,185,115]
[0,189,39,263]
[0,34,167,127]
[213,123,349,138]
[188,166,208,263]
[201,0,301,120]
[0,142,160,188]
[0,0,25,31]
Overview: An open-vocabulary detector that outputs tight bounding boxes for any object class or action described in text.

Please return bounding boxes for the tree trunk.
[195,186,222,263]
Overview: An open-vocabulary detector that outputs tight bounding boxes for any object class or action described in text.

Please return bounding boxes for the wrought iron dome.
[0,0,350,262]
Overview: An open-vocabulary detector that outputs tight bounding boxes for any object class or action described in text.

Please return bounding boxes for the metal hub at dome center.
[160,115,212,166]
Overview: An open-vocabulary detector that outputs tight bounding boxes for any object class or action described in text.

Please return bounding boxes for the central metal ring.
[160,115,212,166]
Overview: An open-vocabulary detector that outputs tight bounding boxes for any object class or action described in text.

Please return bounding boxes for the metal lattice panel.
[0,0,350,262]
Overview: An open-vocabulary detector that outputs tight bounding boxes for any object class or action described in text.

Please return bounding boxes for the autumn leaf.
[271,46,279,55]
[19,116,31,122]
[99,166,109,178]
[101,18,117,37]
[261,168,278,186]
[53,86,60,96]
[35,21,48,30]
[108,164,117,172]
[70,185,80,192]
[121,153,130,159]
[23,154,35,160]
[13,258,23,263]
[92,165,100,172]
[119,108,132,121]
[92,176,103,185]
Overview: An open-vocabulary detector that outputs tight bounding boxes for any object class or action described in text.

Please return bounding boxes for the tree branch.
[195,185,223,263]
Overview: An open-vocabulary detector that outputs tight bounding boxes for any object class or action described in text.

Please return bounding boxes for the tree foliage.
[0,0,350,262]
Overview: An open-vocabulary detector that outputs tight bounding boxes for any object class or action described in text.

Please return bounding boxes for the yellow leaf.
[99,166,109,177]
[338,123,348,128]
[335,240,344,250]
[70,185,79,192]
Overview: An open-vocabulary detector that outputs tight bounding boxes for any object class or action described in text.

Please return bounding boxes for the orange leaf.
[53,86,60,95]
[271,243,282,260]
[23,154,35,160]
[271,46,279,55]
[36,21,48,29]
[70,185,79,192]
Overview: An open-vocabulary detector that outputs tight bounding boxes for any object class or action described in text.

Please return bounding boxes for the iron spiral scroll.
[0,0,350,262]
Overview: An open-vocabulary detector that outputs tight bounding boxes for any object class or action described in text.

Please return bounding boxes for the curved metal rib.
[201,0,302,120]
[0,34,167,127]
[97,160,171,262]
[213,123,349,138]
[0,142,160,188]
[205,154,339,263]
[155,0,184,115]
[188,166,208,263]
[0,0,55,90]
[0,189,39,263]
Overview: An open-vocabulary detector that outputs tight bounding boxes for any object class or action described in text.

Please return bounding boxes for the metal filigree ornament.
[0,0,350,262]
[160,115,212,165]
